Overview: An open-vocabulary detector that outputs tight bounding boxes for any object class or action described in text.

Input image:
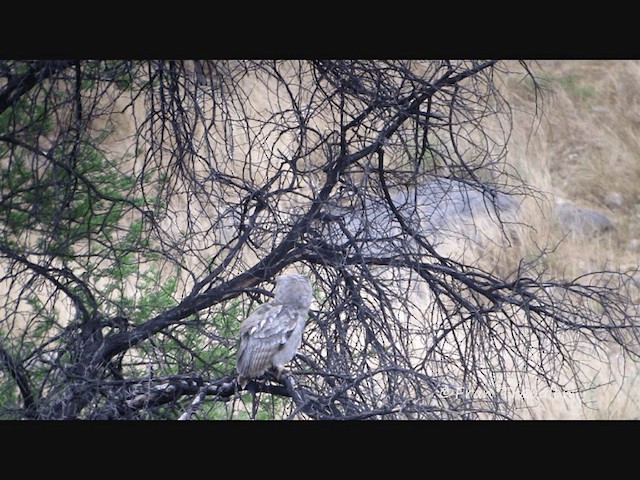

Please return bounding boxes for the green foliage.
[1,115,148,286]
[522,71,596,104]
[0,95,52,144]
[227,393,290,420]
[132,267,179,324]
[0,372,20,419]
[1,60,306,419]
[80,60,139,91]
[137,300,241,377]
[0,64,181,417]
[554,73,596,103]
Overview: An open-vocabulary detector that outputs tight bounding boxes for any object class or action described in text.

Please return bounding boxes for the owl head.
[273,274,313,309]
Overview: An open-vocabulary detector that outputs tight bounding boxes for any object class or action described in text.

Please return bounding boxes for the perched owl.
[236,274,313,388]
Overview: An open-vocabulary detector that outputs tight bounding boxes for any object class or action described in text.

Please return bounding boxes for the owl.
[236,274,314,388]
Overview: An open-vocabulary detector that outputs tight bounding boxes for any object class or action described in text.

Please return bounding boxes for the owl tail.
[237,374,249,389]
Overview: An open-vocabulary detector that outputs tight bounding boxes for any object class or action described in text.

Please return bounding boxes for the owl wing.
[236,301,305,382]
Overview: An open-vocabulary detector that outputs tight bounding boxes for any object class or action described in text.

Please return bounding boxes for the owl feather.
[236,274,313,388]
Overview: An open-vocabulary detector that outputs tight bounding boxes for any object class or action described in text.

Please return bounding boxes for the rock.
[604,191,624,209]
[392,177,519,237]
[554,200,615,236]
[320,177,521,256]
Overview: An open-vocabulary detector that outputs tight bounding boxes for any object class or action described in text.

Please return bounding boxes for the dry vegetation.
[498,60,640,418]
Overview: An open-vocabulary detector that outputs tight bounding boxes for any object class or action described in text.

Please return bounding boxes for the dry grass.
[497,60,640,418]
[501,60,640,273]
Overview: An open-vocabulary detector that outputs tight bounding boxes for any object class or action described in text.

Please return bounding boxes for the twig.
[178,385,209,420]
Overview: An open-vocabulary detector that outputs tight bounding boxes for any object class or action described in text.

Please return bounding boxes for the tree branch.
[0,342,37,418]
[0,61,74,115]
[97,61,499,366]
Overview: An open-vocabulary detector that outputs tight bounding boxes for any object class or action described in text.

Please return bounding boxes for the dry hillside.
[499,60,640,418]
